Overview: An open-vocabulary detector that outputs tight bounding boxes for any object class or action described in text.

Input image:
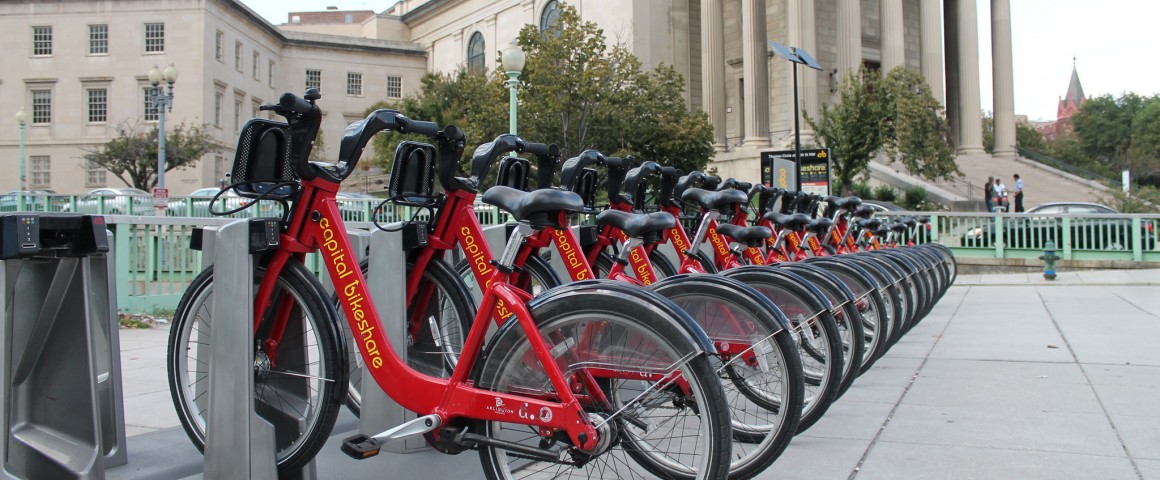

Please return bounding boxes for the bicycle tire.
[720,267,843,433]
[473,281,732,480]
[802,257,889,374]
[340,257,475,416]
[774,262,865,397]
[649,274,805,480]
[167,263,345,474]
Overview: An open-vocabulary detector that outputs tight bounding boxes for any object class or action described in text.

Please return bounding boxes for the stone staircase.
[870,153,1110,211]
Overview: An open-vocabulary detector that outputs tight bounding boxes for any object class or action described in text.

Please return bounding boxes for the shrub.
[900,186,928,210]
[850,180,873,200]
[872,184,897,202]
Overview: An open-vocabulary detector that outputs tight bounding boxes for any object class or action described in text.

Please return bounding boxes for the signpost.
[761,148,831,195]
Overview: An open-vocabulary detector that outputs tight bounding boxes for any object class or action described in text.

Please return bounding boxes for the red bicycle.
[167,91,732,478]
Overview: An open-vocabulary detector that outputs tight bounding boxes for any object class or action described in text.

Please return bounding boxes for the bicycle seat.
[916,216,930,224]
[715,223,772,247]
[840,196,863,210]
[874,226,891,238]
[853,204,877,219]
[764,212,812,230]
[806,218,834,235]
[481,185,585,227]
[901,217,918,229]
[681,188,747,212]
[856,218,882,230]
[594,210,676,239]
[889,222,909,233]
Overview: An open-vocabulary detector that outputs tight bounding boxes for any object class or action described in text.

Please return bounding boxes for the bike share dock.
[105,264,1160,480]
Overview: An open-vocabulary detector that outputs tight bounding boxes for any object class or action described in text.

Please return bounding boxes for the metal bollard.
[1039,241,1060,280]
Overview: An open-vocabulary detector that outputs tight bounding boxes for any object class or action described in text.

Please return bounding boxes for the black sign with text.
[760,148,831,195]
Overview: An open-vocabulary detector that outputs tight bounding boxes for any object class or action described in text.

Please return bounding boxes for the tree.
[805,66,886,194]
[513,4,713,173]
[982,112,1047,154]
[366,69,507,176]
[82,122,218,191]
[881,67,959,181]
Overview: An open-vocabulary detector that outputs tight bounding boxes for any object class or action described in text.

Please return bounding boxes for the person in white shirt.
[992,179,1007,212]
[1012,174,1025,212]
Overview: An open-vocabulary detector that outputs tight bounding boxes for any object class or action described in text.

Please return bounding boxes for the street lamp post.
[501,39,526,136]
[149,64,178,212]
[15,108,26,212]
[768,42,823,191]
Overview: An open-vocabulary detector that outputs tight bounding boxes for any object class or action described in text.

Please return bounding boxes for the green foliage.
[983,112,1047,154]
[850,180,873,200]
[872,184,897,202]
[807,66,957,195]
[367,69,506,177]
[806,66,885,195]
[1098,186,1160,214]
[1070,93,1160,177]
[81,121,218,191]
[515,5,713,173]
[364,4,714,190]
[881,67,960,181]
[899,185,928,210]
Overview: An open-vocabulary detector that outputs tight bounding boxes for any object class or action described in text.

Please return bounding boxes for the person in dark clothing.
[984,176,994,212]
[1012,174,1024,212]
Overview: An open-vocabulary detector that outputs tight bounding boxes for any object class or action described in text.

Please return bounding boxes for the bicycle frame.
[252,177,601,450]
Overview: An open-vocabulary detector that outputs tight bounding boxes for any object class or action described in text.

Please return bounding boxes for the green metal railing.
[878,212,1160,262]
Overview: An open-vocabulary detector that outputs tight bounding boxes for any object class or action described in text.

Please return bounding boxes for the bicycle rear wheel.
[167,263,345,473]
[474,282,731,480]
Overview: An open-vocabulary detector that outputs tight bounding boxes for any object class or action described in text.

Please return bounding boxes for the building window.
[89,24,108,54]
[540,1,561,34]
[252,51,260,80]
[344,14,353,24]
[251,99,261,118]
[144,23,165,52]
[143,88,158,121]
[346,73,363,96]
[215,30,224,61]
[467,32,485,74]
[305,69,321,91]
[234,41,242,71]
[234,98,242,133]
[88,89,108,123]
[86,159,106,187]
[291,15,301,24]
[268,60,275,87]
[214,92,223,127]
[32,26,53,56]
[30,156,50,187]
[31,90,51,124]
[386,76,402,99]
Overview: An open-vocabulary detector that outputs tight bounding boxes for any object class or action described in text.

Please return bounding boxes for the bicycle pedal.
[340,434,381,459]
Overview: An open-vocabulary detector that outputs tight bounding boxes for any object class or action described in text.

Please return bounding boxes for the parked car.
[0,189,60,212]
[961,202,1156,250]
[64,188,156,215]
[166,187,250,217]
[861,200,906,212]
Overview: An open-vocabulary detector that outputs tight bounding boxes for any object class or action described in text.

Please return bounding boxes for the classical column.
[742,0,770,145]
[955,0,985,155]
[991,0,1017,158]
[789,0,819,141]
[944,0,960,146]
[837,0,862,82]
[701,0,727,148]
[921,0,945,104]
[881,0,905,72]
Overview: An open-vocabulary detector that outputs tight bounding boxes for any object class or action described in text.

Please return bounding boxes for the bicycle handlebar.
[278,92,314,115]
[560,150,606,192]
[523,142,561,189]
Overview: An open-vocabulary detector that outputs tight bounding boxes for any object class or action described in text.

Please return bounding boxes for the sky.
[241,0,1159,122]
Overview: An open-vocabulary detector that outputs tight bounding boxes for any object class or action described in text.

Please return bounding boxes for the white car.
[66,188,156,215]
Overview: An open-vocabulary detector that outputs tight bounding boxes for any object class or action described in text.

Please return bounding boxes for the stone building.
[0,0,426,195]
[378,0,1018,181]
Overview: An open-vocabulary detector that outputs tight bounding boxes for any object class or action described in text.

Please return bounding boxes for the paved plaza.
[109,269,1160,479]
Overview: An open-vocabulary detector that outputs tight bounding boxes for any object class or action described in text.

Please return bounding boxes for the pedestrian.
[1012,174,1024,212]
[983,176,994,212]
[993,179,1007,212]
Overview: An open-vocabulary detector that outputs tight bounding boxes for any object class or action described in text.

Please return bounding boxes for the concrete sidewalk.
[108,270,1160,479]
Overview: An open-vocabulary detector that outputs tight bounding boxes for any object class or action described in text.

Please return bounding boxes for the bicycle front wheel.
[167,263,346,474]
[474,282,731,480]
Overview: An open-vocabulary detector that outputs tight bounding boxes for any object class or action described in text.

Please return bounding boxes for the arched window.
[467,32,485,73]
[540,0,561,34]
